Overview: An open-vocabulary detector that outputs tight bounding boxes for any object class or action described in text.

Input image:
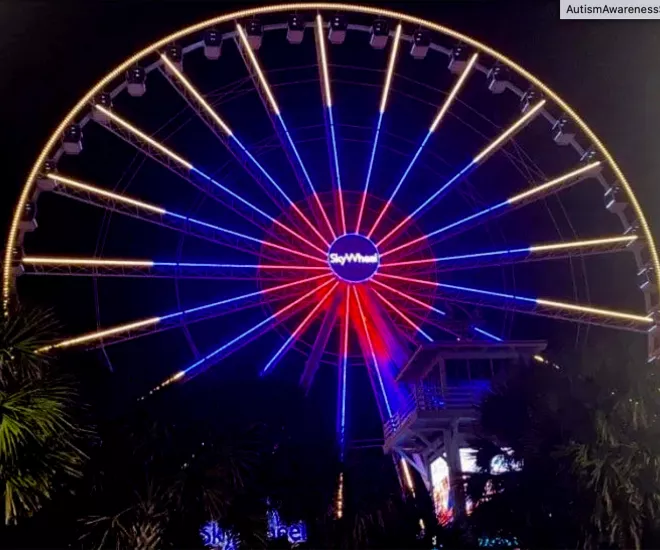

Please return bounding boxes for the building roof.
[397,340,548,383]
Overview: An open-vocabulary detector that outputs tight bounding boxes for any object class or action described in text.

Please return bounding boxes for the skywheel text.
[328,253,379,266]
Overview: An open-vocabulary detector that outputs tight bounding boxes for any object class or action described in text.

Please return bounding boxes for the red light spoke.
[262,282,339,374]
[353,286,393,418]
[370,287,433,342]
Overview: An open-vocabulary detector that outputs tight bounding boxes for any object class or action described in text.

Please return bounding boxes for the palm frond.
[0,307,89,524]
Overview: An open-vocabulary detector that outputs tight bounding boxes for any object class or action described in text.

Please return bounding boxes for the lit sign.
[478,536,520,548]
[459,448,479,516]
[327,234,379,283]
[200,522,240,550]
[430,455,453,525]
[267,509,307,545]
[200,510,307,549]
[329,252,379,265]
[460,447,522,515]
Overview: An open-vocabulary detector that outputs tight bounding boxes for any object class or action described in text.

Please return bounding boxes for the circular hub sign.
[327,234,380,283]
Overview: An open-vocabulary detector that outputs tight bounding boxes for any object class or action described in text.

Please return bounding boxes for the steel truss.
[50,182,300,265]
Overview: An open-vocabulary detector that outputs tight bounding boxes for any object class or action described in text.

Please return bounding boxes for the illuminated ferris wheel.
[5,3,660,464]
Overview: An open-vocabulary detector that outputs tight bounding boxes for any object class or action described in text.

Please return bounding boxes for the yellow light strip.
[167,371,185,383]
[473,99,546,163]
[532,354,560,369]
[142,370,185,399]
[379,24,402,113]
[48,174,167,214]
[38,317,160,352]
[95,105,193,169]
[160,54,233,135]
[236,22,336,243]
[316,14,333,107]
[429,53,478,133]
[116,59,328,256]
[401,458,416,496]
[336,472,344,519]
[153,277,336,392]
[5,3,658,338]
[508,161,600,204]
[536,298,652,324]
[235,24,281,115]
[23,256,154,267]
[529,234,637,253]
[378,272,652,324]
[380,234,639,268]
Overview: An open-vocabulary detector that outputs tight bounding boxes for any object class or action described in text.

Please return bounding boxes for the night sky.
[0,0,657,430]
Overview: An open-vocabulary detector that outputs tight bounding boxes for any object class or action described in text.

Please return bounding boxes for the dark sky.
[1,0,659,239]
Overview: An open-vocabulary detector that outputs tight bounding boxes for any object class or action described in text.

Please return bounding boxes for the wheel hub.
[327,234,380,283]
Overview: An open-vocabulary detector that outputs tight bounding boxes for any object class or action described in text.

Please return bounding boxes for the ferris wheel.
[5,3,660,459]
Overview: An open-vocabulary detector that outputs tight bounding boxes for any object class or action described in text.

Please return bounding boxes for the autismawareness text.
[328,252,379,266]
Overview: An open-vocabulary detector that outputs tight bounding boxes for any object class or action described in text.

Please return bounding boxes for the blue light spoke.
[158,274,330,321]
[472,326,503,342]
[353,287,392,418]
[438,282,537,302]
[380,200,510,260]
[327,107,347,234]
[411,162,477,221]
[190,166,275,223]
[339,287,350,461]
[164,211,325,264]
[261,282,338,375]
[171,279,335,381]
[356,111,384,233]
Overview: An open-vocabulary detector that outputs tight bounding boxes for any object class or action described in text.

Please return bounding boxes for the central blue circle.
[327,234,380,283]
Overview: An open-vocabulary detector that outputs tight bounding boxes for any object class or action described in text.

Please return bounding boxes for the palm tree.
[562,347,660,549]
[79,411,267,549]
[166,422,268,548]
[465,341,660,549]
[82,482,167,550]
[0,307,89,525]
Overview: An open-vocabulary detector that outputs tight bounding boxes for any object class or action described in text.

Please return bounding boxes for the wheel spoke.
[38,317,161,353]
[353,286,393,418]
[300,290,342,391]
[22,256,330,279]
[160,54,330,250]
[370,287,434,342]
[235,23,337,242]
[371,278,446,317]
[262,281,339,374]
[355,24,402,234]
[96,103,326,255]
[380,234,636,272]
[372,280,502,342]
[472,326,503,342]
[338,284,350,461]
[152,277,336,393]
[368,53,478,238]
[47,173,325,264]
[370,278,470,341]
[37,273,332,352]
[376,99,546,247]
[316,15,346,235]
[376,272,653,330]
[380,161,601,260]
